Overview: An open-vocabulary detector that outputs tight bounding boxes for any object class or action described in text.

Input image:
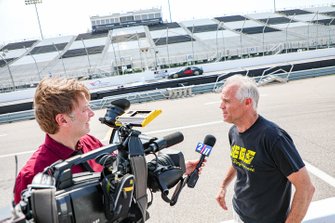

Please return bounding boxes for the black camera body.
[10,99,188,223]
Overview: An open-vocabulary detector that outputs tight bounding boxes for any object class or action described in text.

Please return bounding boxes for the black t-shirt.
[229,116,304,223]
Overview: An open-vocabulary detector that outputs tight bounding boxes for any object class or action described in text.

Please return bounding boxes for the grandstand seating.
[1,5,335,91]
[75,32,108,41]
[148,22,181,31]
[42,34,108,79]
[0,36,78,89]
[30,43,68,55]
[1,40,37,51]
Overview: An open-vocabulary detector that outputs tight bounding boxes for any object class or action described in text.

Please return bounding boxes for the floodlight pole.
[25,0,44,40]
[191,21,195,65]
[34,3,43,39]
[167,0,172,22]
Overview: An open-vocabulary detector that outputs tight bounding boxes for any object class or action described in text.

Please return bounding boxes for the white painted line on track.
[145,120,223,134]
[0,150,33,159]
[204,101,220,105]
[304,160,335,188]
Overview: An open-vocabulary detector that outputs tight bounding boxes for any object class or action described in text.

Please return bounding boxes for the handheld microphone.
[187,134,216,188]
[144,132,184,154]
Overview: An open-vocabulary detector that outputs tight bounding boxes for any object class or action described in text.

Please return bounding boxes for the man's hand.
[216,187,228,210]
[216,166,236,210]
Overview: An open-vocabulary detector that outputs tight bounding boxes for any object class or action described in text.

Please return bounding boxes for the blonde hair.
[34,77,90,134]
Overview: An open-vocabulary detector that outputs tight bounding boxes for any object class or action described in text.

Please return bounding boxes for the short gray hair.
[223,74,259,110]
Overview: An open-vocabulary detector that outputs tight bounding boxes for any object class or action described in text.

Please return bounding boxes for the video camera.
[8,99,194,223]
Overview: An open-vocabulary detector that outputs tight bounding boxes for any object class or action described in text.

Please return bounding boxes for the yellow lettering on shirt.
[230,144,256,167]
[244,150,256,164]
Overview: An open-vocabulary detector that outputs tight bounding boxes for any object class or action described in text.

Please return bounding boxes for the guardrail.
[0,66,334,124]
[0,110,35,124]
[94,89,169,109]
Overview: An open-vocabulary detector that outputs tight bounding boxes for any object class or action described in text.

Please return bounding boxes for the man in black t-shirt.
[215,75,315,223]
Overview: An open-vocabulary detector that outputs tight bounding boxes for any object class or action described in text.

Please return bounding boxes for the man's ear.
[245,98,253,107]
[55,114,69,126]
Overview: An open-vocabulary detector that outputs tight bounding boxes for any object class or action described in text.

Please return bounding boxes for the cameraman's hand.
[185,159,206,175]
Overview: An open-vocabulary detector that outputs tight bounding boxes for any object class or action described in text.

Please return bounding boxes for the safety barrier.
[95,89,169,109]
[0,109,35,124]
[167,85,193,99]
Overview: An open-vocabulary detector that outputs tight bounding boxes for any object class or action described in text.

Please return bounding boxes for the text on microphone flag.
[195,143,212,156]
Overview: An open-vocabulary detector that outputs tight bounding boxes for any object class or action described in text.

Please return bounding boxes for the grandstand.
[0,5,335,92]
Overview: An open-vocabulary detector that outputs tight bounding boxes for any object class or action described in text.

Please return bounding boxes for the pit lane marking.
[304,160,335,188]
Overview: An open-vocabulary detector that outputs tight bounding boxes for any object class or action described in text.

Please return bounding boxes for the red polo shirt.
[13,134,103,204]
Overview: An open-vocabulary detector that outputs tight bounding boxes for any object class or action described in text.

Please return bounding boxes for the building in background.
[90,8,163,33]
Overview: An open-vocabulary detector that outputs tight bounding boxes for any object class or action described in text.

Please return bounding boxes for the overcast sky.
[0,0,334,44]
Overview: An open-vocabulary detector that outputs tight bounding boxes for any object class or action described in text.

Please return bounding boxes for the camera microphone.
[111,98,131,110]
[144,132,184,154]
[187,134,216,188]
[99,98,131,128]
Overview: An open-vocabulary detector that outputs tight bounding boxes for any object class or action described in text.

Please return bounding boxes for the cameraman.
[13,77,202,204]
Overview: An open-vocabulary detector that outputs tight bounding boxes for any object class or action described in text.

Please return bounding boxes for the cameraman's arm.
[185,159,206,175]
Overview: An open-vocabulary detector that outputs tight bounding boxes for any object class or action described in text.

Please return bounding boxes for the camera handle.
[167,170,203,206]
[159,175,188,206]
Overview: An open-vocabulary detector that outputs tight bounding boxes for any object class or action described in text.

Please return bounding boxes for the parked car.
[167,66,204,79]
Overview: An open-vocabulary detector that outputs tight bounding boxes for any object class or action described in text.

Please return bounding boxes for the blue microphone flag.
[195,142,212,156]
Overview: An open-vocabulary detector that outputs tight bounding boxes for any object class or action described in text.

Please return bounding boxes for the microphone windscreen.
[164,132,184,147]
[204,134,216,147]
[111,98,130,110]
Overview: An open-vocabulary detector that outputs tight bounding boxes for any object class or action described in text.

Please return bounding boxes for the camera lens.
[156,154,175,167]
